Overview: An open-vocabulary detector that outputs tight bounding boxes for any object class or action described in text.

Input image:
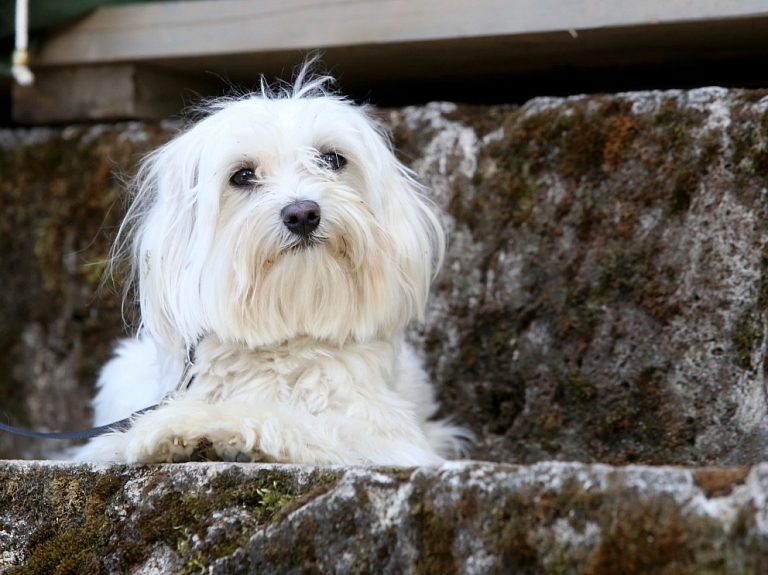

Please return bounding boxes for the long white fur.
[72,64,469,464]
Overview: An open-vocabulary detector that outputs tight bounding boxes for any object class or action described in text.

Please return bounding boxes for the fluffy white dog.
[72,65,468,465]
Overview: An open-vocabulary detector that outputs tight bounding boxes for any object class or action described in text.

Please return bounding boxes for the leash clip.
[174,345,196,394]
[173,351,195,394]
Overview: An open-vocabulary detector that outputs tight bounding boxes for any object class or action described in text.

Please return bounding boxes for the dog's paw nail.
[221,449,237,462]
[235,452,253,463]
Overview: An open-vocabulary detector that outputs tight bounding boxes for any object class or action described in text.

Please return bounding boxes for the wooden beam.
[12,0,768,123]
[35,0,768,65]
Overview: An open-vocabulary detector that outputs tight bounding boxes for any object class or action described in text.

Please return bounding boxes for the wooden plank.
[13,0,768,123]
[35,0,768,65]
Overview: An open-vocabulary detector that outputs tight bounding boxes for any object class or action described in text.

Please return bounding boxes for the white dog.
[72,65,469,465]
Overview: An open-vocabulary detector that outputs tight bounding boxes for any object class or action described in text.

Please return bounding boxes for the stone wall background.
[2,88,768,466]
[0,124,169,460]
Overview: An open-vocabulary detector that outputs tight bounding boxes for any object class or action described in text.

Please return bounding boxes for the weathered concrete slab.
[391,87,768,466]
[0,460,766,573]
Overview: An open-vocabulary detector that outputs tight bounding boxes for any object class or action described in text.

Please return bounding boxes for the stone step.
[0,460,765,573]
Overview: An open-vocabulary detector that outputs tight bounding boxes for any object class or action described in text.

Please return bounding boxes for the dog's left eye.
[230,168,258,188]
[318,152,347,171]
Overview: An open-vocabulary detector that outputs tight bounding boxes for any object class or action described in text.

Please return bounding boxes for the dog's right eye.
[230,168,258,188]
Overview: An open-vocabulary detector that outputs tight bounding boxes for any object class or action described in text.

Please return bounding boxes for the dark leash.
[0,407,155,440]
[0,345,196,441]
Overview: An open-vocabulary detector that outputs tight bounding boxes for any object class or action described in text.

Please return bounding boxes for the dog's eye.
[230,168,258,188]
[318,152,347,171]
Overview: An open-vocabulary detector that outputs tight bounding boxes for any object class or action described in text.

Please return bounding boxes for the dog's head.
[122,66,444,351]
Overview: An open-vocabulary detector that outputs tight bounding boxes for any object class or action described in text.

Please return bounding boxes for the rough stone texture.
[3,89,768,465]
[391,87,768,466]
[1,460,768,573]
[0,123,172,460]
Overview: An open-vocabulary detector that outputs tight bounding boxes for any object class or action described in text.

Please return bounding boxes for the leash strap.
[0,342,197,441]
[0,406,156,440]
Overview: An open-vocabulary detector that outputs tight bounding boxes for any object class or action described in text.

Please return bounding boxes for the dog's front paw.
[122,430,197,463]
[123,418,269,463]
[119,402,264,463]
[190,436,270,463]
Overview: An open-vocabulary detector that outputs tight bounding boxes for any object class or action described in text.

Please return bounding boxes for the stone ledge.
[1,460,766,573]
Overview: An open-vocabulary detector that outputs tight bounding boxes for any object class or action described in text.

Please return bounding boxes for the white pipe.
[12,0,34,86]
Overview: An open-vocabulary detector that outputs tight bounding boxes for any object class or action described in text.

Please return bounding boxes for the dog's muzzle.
[281,200,321,239]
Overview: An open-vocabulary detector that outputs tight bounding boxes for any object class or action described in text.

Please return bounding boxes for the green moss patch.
[1,464,341,574]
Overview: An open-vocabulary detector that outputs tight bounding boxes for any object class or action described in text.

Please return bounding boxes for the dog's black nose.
[281,200,321,237]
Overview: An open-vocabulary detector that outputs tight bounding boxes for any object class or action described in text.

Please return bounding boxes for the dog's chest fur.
[190,335,401,415]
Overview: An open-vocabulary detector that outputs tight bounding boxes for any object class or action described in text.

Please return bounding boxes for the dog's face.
[128,90,444,351]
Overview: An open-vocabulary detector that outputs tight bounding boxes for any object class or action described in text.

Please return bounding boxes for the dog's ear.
[382,163,446,323]
[355,113,446,324]
[121,126,214,353]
